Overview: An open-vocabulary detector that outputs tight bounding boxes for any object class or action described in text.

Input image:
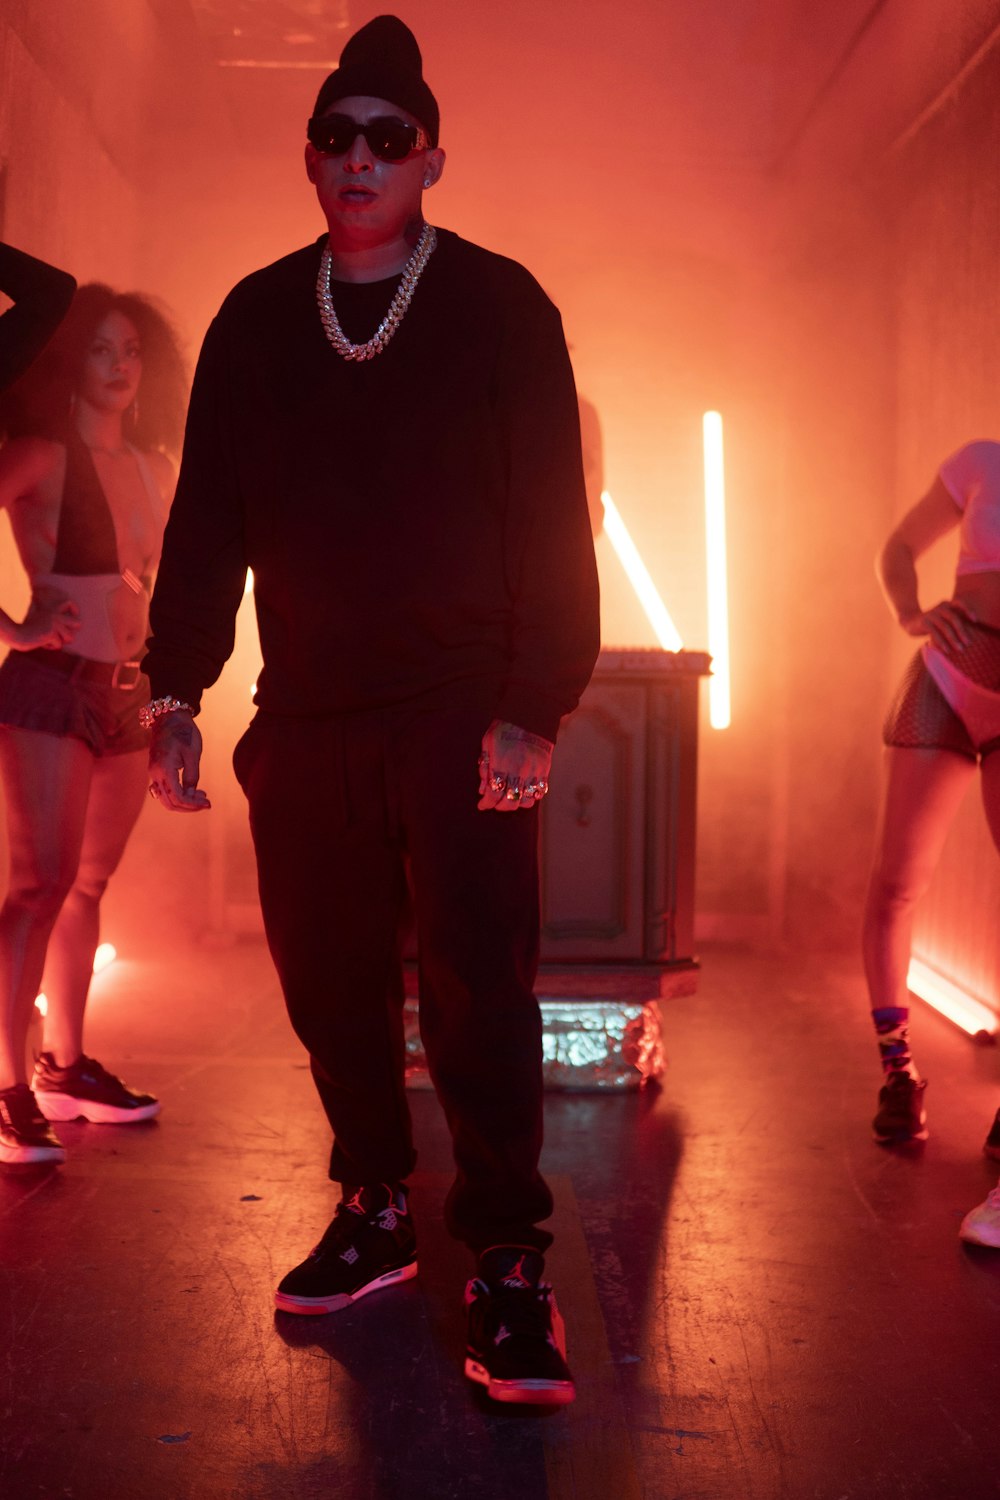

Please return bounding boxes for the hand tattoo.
[495,722,553,753]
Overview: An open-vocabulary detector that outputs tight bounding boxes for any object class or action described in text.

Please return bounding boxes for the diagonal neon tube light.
[907,958,998,1038]
[601,491,682,652]
[703,412,731,729]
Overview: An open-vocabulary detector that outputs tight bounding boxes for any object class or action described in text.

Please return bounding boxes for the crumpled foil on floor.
[404,996,664,1091]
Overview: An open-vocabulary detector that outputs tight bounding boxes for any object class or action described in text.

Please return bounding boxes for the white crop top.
[940,439,1000,576]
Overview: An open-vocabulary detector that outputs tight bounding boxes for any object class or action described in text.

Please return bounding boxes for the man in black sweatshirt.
[143,15,599,1407]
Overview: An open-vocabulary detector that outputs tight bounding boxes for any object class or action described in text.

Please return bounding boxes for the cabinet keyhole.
[574,783,594,828]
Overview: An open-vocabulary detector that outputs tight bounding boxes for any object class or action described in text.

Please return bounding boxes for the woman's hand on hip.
[902,599,976,654]
[14,596,80,650]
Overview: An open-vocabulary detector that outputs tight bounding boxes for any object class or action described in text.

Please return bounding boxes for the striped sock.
[872,1006,919,1079]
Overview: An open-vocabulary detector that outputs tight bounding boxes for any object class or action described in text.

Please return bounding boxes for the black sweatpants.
[232,689,553,1253]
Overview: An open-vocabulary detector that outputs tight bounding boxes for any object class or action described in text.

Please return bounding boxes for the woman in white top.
[0,284,184,1165]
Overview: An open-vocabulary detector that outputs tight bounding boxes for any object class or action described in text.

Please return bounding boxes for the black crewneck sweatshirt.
[145,229,600,742]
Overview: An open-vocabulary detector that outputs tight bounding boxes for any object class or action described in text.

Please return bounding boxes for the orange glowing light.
[93,942,117,974]
[35,943,118,1015]
[907,958,998,1037]
[600,491,682,652]
[703,412,731,730]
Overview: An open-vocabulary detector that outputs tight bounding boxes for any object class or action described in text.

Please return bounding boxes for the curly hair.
[0,283,188,456]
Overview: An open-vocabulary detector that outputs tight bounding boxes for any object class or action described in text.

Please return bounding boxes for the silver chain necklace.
[315,224,437,362]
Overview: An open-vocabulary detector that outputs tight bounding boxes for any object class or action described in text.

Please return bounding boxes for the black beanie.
[312,16,440,146]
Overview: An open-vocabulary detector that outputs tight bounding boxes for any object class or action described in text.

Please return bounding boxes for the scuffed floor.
[3,941,1000,1499]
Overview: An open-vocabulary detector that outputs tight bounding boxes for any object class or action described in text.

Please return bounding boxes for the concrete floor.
[3,940,1000,1500]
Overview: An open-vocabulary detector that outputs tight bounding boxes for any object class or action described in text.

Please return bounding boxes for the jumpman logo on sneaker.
[501,1255,532,1289]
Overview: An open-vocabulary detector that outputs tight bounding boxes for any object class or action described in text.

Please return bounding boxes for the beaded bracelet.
[138,696,194,731]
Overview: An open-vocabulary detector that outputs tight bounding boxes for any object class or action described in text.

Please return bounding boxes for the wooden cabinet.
[536,648,709,1002]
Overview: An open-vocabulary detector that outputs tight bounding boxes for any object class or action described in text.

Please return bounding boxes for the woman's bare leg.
[40,748,148,1066]
[0,730,94,1090]
[862,746,975,1015]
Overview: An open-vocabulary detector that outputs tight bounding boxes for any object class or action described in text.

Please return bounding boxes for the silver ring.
[489,773,506,793]
[505,778,522,802]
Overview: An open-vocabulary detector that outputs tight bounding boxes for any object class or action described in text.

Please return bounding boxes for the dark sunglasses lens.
[308,117,354,153]
[366,121,417,160]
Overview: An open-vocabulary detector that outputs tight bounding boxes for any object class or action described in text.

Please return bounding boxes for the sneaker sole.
[873,1122,928,1144]
[464,1358,576,1406]
[0,1139,66,1165]
[274,1259,418,1315]
[33,1092,161,1124]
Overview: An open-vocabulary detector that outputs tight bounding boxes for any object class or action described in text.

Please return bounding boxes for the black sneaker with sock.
[32,1052,160,1124]
[873,1071,928,1143]
[0,1083,66,1165]
[275,1182,418,1315]
[464,1246,576,1406]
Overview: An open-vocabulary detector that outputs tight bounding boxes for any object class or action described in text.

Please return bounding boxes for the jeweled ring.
[489,773,506,792]
[505,779,522,802]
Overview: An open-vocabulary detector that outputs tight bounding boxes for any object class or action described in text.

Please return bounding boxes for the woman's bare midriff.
[954,572,1000,630]
[31,572,149,662]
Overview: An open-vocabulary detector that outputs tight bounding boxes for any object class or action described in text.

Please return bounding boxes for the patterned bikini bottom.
[882,621,1000,761]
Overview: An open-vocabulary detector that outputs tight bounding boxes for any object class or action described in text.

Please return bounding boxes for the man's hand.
[477,719,553,812]
[147,711,211,812]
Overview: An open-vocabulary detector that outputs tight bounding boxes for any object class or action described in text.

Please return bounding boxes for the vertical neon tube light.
[703,412,731,729]
[601,491,683,652]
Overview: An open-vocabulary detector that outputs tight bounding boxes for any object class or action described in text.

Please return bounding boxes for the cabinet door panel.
[539,686,645,959]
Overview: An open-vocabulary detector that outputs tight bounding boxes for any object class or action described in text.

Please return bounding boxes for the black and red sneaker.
[32,1052,160,1124]
[0,1083,66,1165]
[464,1246,576,1406]
[872,1071,928,1144]
[275,1182,418,1315]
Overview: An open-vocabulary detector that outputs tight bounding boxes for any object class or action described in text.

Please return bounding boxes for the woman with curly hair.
[0,283,185,1165]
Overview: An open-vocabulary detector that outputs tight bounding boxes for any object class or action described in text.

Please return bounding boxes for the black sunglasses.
[307,114,429,163]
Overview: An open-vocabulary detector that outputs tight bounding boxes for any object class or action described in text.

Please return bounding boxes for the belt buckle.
[110,661,141,690]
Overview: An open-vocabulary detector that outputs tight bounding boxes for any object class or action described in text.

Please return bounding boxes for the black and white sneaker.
[0,1083,66,1165]
[32,1052,160,1124]
[275,1182,418,1315]
[873,1072,928,1144]
[984,1109,1000,1162]
[464,1246,576,1406]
